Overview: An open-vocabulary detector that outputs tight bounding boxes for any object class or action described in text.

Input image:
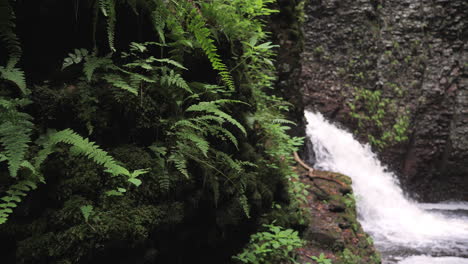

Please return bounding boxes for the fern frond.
[0,179,37,224]
[0,65,27,94]
[168,152,189,178]
[178,132,209,157]
[99,0,117,52]
[40,129,130,177]
[238,194,250,218]
[151,2,166,43]
[160,69,192,93]
[83,55,112,81]
[0,109,33,178]
[173,119,203,131]
[193,115,224,124]
[186,101,246,135]
[158,171,170,193]
[210,126,238,148]
[272,118,296,125]
[187,9,234,90]
[0,0,22,66]
[102,73,138,95]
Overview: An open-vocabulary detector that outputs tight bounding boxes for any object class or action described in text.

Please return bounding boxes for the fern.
[187,8,235,90]
[0,100,33,177]
[186,100,246,135]
[62,48,89,70]
[102,73,138,95]
[179,132,210,157]
[0,65,27,94]
[0,0,21,66]
[210,126,238,148]
[40,129,130,177]
[238,193,250,218]
[158,171,170,193]
[0,179,37,224]
[99,0,117,52]
[168,151,189,179]
[83,55,113,81]
[151,1,166,44]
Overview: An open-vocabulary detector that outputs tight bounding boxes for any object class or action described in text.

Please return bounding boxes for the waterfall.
[305,111,468,264]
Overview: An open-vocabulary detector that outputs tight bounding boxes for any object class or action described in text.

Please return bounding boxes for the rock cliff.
[300,0,468,201]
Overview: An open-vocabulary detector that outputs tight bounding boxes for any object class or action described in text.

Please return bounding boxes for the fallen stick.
[293,152,346,187]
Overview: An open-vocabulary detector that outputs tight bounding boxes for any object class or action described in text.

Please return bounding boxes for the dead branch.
[293,151,346,187]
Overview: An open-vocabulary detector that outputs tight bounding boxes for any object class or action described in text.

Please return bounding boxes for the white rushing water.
[304,111,468,264]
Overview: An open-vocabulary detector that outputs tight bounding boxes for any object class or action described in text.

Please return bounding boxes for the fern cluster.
[0,1,309,262]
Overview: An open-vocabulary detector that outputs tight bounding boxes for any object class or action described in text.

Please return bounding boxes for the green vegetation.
[0,0,311,263]
[0,0,383,263]
[233,223,304,264]
[348,85,410,149]
[308,253,333,264]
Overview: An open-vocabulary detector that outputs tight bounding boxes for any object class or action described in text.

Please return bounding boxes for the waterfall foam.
[305,111,468,263]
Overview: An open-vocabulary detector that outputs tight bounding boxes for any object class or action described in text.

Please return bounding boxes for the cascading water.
[305,111,468,264]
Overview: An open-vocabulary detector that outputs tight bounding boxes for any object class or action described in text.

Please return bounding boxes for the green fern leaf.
[211,126,238,148]
[40,129,130,177]
[102,73,138,95]
[161,70,192,93]
[99,0,116,52]
[80,205,93,221]
[83,55,112,81]
[238,194,250,218]
[0,178,39,224]
[0,111,33,177]
[187,9,235,90]
[158,171,170,193]
[0,0,22,66]
[178,132,209,157]
[186,101,246,135]
[169,152,189,178]
[0,66,27,94]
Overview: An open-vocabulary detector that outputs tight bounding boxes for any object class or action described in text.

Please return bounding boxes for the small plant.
[341,248,361,264]
[233,223,304,264]
[343,193,355,208]
[309,253,332,264]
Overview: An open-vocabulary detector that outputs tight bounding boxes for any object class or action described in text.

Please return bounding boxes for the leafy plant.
[309,253,332,264]
[343,193,355,209]
[340,248,361,264]
[233,223,304,264]
[80,204,94,222]
[347,85,409,149]
[0,0,310,262]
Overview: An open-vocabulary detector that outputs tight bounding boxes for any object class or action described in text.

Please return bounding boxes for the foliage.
[340,248,361,264]
[80,205,94,222]
[347,86,410,149]
[233,223,304,264]
[0,0,21,66]
[0,0,307,262]
[309,253,333,264]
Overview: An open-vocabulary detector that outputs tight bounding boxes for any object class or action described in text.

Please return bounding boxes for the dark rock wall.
[300,0,468,201]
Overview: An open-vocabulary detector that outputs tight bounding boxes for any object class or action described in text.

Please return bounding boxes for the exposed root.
[293,151,346,187]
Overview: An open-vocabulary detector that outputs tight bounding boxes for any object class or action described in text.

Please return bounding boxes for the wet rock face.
[296,171,380,264]
[300,0,468,201]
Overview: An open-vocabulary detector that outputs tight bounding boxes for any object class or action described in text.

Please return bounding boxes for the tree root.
[293,152,346,187]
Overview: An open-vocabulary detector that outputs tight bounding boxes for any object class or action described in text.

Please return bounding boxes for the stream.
[305,111,468,264]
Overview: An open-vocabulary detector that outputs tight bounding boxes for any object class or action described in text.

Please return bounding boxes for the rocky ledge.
[295,170,381,264]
